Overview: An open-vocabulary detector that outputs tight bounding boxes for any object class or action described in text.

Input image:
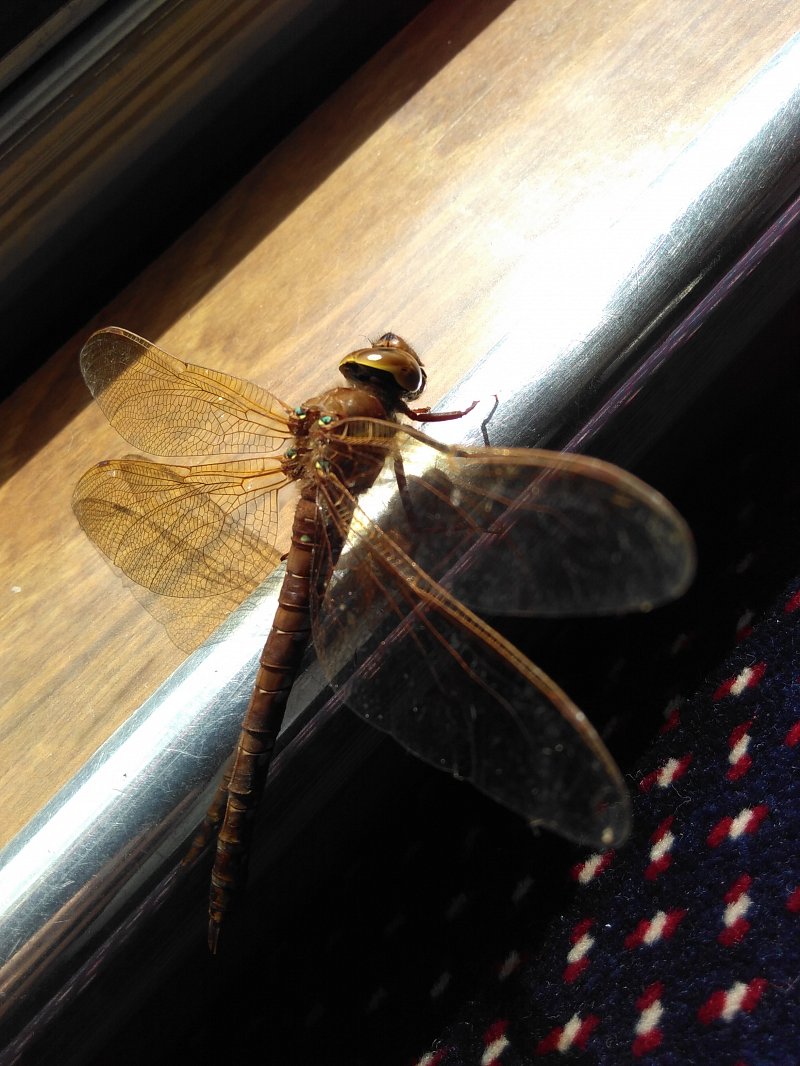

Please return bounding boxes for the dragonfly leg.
[392,451,421,532]
[480,394,500,446]
[399,399,479,423]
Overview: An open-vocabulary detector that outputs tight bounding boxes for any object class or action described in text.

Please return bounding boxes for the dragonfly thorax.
[289,385,394,494]
[301,385,391,424]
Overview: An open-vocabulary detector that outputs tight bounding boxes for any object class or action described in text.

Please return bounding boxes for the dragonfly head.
[339,333,427,404]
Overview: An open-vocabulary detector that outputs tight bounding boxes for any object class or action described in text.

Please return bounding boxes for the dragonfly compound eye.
[339,335,427,401]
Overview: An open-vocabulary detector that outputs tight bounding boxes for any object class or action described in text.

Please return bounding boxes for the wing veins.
[322,474,602,759]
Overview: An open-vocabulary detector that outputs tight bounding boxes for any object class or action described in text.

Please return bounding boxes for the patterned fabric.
[425,582,800,1065]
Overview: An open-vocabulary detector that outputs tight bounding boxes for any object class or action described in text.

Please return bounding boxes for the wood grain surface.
[1,0,797,849]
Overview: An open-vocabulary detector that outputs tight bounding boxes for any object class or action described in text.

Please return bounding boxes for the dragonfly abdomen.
[208,487,319,952]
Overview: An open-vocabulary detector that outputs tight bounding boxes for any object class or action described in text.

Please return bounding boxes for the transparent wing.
[307,420,694,846]
[80,327,294,456]
[73,456,291,648]
[349,423,695,617]
[311,478,630,847]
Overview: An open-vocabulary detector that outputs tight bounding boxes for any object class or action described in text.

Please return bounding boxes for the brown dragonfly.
[73,327,695,952]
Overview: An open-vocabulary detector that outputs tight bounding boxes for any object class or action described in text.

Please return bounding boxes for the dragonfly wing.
[73,456,291,648]
[310,475,630,848]
[80,327,293,456]
[348,428,695,618]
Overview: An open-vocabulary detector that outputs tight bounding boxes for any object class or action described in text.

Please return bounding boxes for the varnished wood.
[0,0,797,849]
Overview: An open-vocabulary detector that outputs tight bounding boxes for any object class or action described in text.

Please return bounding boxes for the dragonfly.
[73,327,695,952]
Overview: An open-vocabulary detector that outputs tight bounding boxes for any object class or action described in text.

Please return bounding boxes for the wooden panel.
[0,0,434,393]
[1,0,797,848]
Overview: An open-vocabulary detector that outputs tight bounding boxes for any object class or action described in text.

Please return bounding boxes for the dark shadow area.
[0,1,68,55]
[516,290,800,772]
